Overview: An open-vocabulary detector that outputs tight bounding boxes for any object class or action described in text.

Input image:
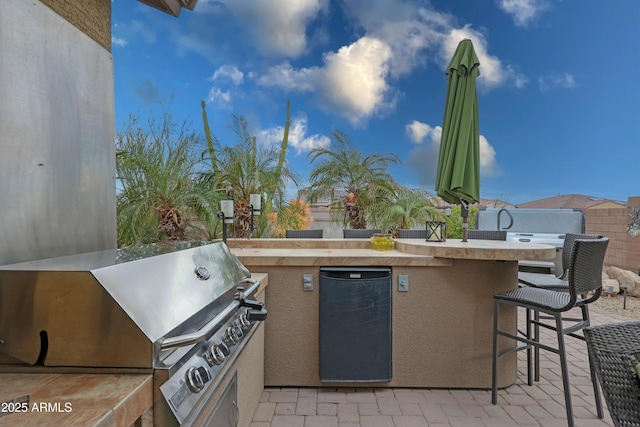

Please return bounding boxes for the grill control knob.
[186,366,210,393]
[205,342,230,366]
[238,314,251,331]
[232,320,245,337]
[223,326,240,346]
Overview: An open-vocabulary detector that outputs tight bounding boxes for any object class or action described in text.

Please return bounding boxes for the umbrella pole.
[461,200,469,242]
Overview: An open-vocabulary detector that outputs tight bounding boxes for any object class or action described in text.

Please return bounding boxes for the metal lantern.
[426,221,446,242]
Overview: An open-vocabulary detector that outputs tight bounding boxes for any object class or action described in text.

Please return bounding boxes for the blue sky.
[111,0,639,205]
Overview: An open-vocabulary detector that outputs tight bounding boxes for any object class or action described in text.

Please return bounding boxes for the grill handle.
[159,279,259,350]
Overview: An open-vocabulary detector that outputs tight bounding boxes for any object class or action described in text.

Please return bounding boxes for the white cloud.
[539,73,576,91]
[343,1,448,78]
[319,37,393,126]
[439,26,526,91]
[218,0,328,57]
[111,37,128,48]
[344,1,527,90]
[206,87,232,108]
[258,62,318,92]
[259,37,394,127]
[497,0,550,27]
[210,65,244,85]
[248,0,527,124]
[406,122,498,185]
[479,135,498,176]
[405,120,433,144]
[260,117,330,155]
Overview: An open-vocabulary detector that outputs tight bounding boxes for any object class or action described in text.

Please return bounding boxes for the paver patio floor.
[252,304,635,426]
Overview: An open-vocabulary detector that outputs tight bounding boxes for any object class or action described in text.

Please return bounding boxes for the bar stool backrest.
[568,237,609,305]
[343,229,381,239]
[467,230,507,241]
[286,229,323,238]
[561,233,601,277]
[397,229,427,239]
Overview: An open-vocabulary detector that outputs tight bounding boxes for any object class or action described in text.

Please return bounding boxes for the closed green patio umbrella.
[435,39,480,242]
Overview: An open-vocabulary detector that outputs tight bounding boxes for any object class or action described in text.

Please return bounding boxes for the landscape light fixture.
[219,200,234,243]
[249,194,261,239]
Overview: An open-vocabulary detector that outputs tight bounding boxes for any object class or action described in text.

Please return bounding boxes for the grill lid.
[91,242,250,342]
[0,242,250,368]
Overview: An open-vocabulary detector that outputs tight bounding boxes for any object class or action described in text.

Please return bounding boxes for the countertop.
[0,373,152,426]
[227,238,556,265]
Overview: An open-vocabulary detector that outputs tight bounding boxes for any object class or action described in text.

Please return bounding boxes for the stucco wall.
[39,0,111,51]
[245,262,518,389]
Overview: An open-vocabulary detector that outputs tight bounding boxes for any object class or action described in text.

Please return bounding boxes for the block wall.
[585,196,640,272]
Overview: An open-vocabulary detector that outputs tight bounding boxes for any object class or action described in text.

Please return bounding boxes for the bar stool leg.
[491,300,500,405]
[582,306,603,419]
[526,308,533,386]
[534,310,541,382]
[554,313,574,427]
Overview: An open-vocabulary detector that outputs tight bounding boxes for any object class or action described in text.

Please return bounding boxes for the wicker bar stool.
[519,233,602,381]
[492,237,609,427]
[397,229,427,239]
[519,233,601,289]
[285,229,323,238]
[467,230,507,240]
[585,321,640,426]
[343,229,381,239]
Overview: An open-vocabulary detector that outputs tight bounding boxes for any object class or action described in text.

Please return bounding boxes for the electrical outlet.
[398,275,409,292]
[303,274,314,291]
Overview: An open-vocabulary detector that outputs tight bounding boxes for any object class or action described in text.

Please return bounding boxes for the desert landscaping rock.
[606,266,640,297]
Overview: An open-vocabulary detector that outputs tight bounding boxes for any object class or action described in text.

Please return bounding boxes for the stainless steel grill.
[0,241,267,426]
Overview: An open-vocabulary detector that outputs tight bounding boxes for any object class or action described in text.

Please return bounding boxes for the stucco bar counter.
[228,238,555,390]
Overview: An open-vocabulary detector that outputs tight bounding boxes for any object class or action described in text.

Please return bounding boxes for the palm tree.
[116,113,220,246]
[302,131,400,229]
[199,114,298,238]
[378,186,444,234]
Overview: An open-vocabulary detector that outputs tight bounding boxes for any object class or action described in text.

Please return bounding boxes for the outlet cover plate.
[398,275,409,292]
